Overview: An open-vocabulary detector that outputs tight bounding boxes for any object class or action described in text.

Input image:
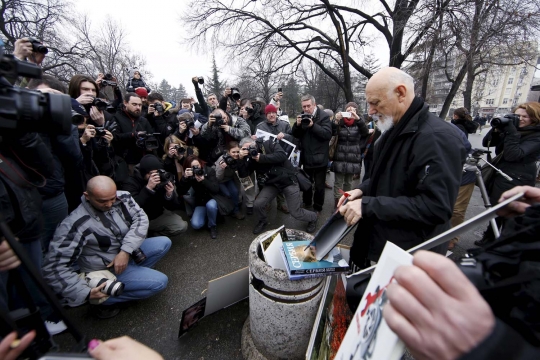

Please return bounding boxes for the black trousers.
[302,166,327,212]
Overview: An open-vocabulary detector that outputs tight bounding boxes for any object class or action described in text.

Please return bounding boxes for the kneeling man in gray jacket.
[43,176,171,319]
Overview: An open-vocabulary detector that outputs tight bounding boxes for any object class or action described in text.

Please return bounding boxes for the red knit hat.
[135,88,148,98]
[265,104,277,114]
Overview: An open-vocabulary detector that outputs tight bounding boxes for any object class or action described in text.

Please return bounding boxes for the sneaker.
[253,221,268,235]
[232,211,245,220]
[306,214,319,233]
[92,304,121,319]
[45,320,67,335]
[210,226,217,239]
[246,207,254,215]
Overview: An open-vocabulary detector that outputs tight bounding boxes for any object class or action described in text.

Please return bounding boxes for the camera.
[278,87,283,92]
[27,37,48,54]
[301,113,312,128]
[136,132,160,150]
[151,102,164,115]
[213,113,225,126]
[222,153,238,169]
[180,120,195,129]
[173,144,186,154]
[132,248,146,264]
[0,39,73,135]
[101,79,117,87]
[90,97,115,113]
[491,114,520,128]
[192,165,204,177]
[71,110,85,126]
[94,127,107,138]
[198,77,204,85]
[248,145,259,157]
[155,169,174,189]
[256,173,269,187]
[87,277,124,297]
[230,87,241,101]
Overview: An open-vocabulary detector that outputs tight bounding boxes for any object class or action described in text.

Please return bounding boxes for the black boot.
[253,221,268,235]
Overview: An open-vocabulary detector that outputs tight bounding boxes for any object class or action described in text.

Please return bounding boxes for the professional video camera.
[491,114,520,129]
[136,131,160,151]
[230,87,241,101]
[0,39,72,135]
[100,73,117,87]
[192,165,204,177]
[301,112,313,129]
[27,37,48,54]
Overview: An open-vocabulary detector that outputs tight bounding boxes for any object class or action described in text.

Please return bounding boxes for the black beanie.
[139,155,164,177]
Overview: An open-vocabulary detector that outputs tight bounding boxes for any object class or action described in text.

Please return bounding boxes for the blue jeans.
[103,236,171,305]
[191,199,218,229]
[219,180,240,213]
[41,192,69,253]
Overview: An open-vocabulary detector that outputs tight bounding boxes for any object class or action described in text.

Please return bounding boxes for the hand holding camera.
[89,282,109,301]
[90,106,105,125]
[146,172,161,191]
[13,38,33,60]
[164,181,174,198]
[81,124,96,144]
[77,93,95,105]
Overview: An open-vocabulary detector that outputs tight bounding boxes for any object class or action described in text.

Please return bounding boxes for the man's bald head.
[365,67,416,125]
[84,176,117,212]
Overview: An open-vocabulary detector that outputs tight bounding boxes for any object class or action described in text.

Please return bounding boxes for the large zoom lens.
[87,278,125,297]
[0,87,73,135]
[490,114,520,128]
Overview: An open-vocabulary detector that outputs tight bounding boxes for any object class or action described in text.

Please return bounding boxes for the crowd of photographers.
[1,36,540,359]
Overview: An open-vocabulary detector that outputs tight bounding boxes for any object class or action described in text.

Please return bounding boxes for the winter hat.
[139,155,164,177]
[324,109,334,118]
[345,102,359,110]
[265,104,277,114]
[71,98,88,117]
[135,88,148,98]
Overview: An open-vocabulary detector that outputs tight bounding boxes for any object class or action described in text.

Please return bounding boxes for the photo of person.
[293,245,348,267]
[179,298,207,337]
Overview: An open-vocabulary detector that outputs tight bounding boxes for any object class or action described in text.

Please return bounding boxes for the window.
[503,98,508,104]
[492,79,499,86]
[507,78,514,85]
[486,99,494,105]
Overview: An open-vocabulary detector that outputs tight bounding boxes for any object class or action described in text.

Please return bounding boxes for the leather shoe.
[253,221,268,235]
[91,304,120,319]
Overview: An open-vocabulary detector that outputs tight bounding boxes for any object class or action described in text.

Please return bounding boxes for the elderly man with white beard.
[337,67,467,270]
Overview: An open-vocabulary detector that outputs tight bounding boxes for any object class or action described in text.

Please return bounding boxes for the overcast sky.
[74,0,236,97]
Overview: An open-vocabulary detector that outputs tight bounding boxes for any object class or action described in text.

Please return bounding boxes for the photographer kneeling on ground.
[215,141,245,220]
[177,156,231,239]
[236,137,318,234]
[43,176,171,319]
[123,155,188,237]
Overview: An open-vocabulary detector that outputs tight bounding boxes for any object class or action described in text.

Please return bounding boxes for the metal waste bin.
[242,229,326,360]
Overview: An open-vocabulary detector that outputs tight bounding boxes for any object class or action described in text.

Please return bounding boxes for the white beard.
[372,114,394,133]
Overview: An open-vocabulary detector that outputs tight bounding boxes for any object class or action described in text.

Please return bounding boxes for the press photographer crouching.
[200,109,251,166]
[176,156,231,239]
[476,102,540,246]
[236,137,318,234]
[123,155,188,237]
[43,176,171,319]
[215,141,245,220]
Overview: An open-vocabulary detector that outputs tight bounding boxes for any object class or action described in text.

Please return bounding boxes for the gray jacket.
[256,120,295,142]
[214,154,237,183]
[201,114,251,140]
[42,191,149,307]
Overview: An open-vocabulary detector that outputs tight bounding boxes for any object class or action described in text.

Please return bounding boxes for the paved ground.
[54,126,514,359]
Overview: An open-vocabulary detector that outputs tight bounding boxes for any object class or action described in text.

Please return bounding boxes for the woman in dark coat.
[331,102,369,208]
[476,102,540,245]
[125,70,151,93]
[451,107,478,138]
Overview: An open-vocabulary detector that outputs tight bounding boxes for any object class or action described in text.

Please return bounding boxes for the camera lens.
[132,248,147,264]
[102,279,124,297]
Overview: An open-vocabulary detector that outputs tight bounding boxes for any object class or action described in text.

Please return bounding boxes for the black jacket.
[125,78,151,93]
[351,103,466,263]
[112,108,155,165]
[0,132,54,243]
[482,124,540,202]
[291,109,333,168]
[237,139,289,179]
[121,166,180,220]
[452,118,477,138]
[332,119,369,174]
[176,165,220,207]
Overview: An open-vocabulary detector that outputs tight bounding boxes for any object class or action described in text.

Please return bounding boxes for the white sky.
[74,0,237,97]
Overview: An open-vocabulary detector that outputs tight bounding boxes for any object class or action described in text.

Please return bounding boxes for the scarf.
[343,117,355,126]
[368,97,425,196]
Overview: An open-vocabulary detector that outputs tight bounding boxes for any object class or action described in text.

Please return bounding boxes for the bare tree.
[182,0,447,102]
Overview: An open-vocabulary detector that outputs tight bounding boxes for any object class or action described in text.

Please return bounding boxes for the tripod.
[464,149,513,238]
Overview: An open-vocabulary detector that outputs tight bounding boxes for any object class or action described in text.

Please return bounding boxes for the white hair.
[387,70,415,95]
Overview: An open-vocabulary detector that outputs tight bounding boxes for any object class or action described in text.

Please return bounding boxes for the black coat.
[451,118,477,138]
[482,124,540,203]
[125,78,151,93]
[121,166,180,220]
[176,165,220,207]
[236,140,289,178]
[332,120,369,174]
[112,108,155,165]
[351,104,466,263]
[291,109,333,169]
